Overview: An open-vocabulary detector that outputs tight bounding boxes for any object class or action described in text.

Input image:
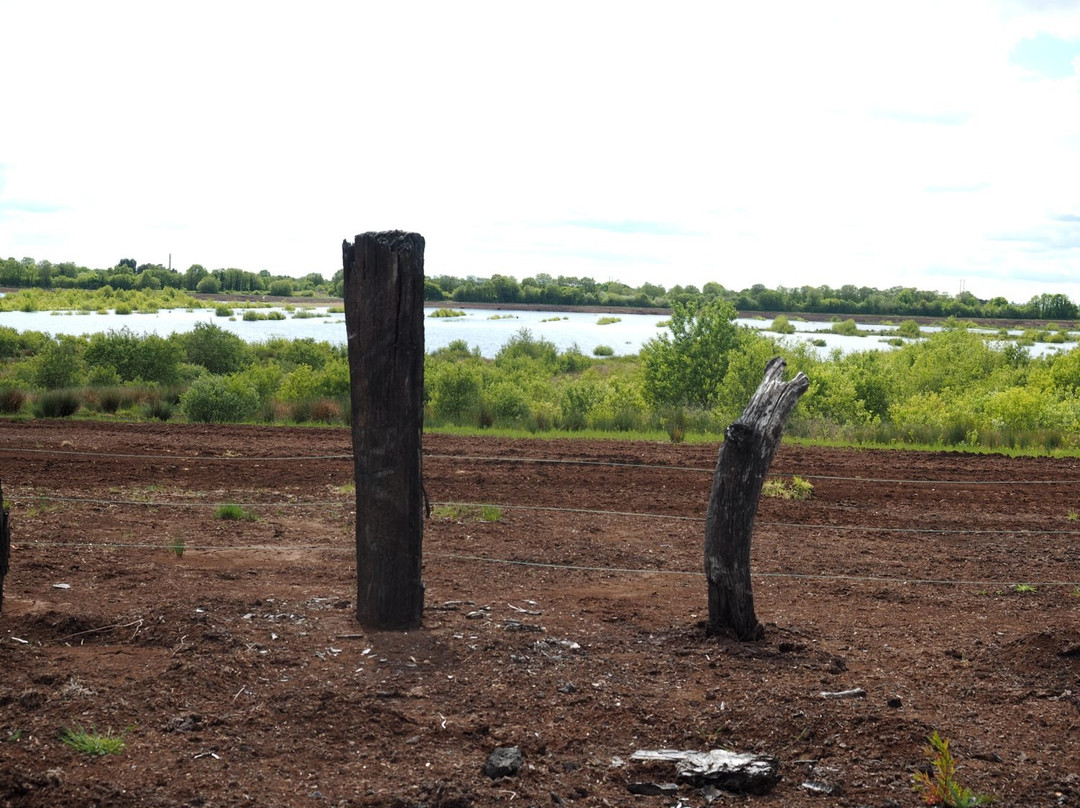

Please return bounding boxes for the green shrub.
[0,388,26,414]
[143,399,174,421]
[214,305,233,317]
[429,363,482,422]
[215,503,256,521]
[485,380,531,422]
[183,322,250,374]
[769,314,795,334]
[593,344,615,356]
[180,375,259,423]
[84,328,182,384]
[896,320,921,338]
[33,389,81,418]
[830,319,861,336]
[33,338,85,390]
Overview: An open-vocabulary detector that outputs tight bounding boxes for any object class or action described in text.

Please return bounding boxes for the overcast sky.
[2,1,1079,304]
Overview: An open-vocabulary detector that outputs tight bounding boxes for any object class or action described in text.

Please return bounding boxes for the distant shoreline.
[2,288,1065,330]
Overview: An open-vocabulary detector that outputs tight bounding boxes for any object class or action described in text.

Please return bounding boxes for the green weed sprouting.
[166,537,185,558]
[431,503,502,523]
[60,723,130,757]
[912,730,993,807]
[762,476,814,501]
[214,503,256,521]
[1010,583,1036,595]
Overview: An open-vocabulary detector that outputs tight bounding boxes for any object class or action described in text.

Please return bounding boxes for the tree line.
[5,256,1078,321]
[0,257,337,298]
[426,274,1076,321]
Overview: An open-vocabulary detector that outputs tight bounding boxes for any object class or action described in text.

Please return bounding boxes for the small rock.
[802,780,842,796]
[483,746,523,779]
[887,696,903,709]
[627,782,680,796]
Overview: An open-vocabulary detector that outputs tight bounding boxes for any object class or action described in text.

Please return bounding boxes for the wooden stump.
[704,358,808,640]
[342,231,426,630]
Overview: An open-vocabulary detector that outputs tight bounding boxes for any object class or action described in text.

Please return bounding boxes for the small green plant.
[1068,509,1078,521]
[769,314,795,334]
[593,344,614,356]
[429,308,466,318]
[431,503,502,522]
[61,723,130,757]
[762,476,814,500]
[214,503,256,521]
[912,730,992,806]
[5,729,22,742]
[596,316,622,325]
[1010,583,1036,595]
[166,537,185,558]
[214,305,233,317]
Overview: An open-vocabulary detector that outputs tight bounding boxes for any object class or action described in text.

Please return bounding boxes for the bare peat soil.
[0,420,1077,807]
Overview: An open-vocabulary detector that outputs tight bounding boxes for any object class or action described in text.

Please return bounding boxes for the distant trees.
[0,257,330,298]
[2,255,1078,323]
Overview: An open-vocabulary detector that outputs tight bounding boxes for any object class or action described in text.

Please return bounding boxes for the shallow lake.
[0,306,1067,359]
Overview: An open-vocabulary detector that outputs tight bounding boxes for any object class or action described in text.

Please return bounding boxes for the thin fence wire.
[7,493,1080,540]
[3,443,1080,486]
[4,444,1079,589]
[8,540,1079,589]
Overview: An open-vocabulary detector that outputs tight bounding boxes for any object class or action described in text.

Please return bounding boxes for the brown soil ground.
[0,421,1077,807]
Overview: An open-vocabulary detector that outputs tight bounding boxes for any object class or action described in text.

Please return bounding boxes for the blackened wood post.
[705,358,808,640]
[343,231,425,630]
[0,479,10,612]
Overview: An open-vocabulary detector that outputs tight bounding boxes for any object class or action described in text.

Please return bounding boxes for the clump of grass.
[1067,509,1078,521]
[33,390,81,418]
[0,388,27,414]
[166,537,186,558]
[429,308,466,318]
[912,730,992,807]
[593,344,614,356]
[214,305,233,317]
[1010,583,1036,595]
[762,476,814,500]
[431,503,502,522]
[214,503,256,521]
[596,316,622,325]
[61,723,130,757]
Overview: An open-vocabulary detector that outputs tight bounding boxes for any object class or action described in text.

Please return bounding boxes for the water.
[0,306,1069,359]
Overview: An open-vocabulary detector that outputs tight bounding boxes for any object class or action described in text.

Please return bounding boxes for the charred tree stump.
[0,479,10,612]
[343,231,426,630]
[705,358,808,640]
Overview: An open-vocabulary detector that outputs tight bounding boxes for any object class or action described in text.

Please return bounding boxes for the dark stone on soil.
[887,696,903,709]
[483,746,523,779]
[627,782,680,796]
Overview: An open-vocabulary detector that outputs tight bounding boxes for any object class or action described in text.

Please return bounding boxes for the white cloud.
[1,0,1079,304]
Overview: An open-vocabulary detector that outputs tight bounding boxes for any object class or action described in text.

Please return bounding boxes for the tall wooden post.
[705,358,808,640]
[342,231,425,630]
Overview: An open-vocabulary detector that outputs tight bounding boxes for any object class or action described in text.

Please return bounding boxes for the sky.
[1,1,1079,305]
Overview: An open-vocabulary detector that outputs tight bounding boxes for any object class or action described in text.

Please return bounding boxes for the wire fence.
[2,443,1078,589]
